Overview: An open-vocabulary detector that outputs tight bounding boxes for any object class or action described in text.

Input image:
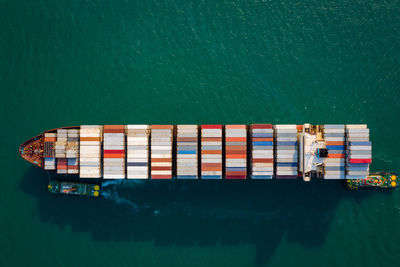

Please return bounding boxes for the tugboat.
[346,172,397,190]
[48,180,100,197]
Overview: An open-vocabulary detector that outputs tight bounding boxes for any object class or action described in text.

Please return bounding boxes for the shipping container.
[79,125,102,178]
[225,125,246,179]
[323,125,346,179]
[201,125,222,179]
[251,124,273,179]
[177,125,198,179]
[151,125,173,179]
[345,125,371,179]
[102,126,125,179]
[275,125,298,179]
[126,125,149,179]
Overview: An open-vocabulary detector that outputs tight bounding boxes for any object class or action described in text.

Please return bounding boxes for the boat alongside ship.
[19,124,397,197]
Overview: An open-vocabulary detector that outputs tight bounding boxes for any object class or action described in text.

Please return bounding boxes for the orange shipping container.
[202,150,222,154]
[202,163,222,167]
[226,154,246,159]
[253,138,273,141]
[225,125,246,129]
[151,125,173,129]
[327,154,345,158]
[226,137,246,142]
[104,125,125,130]
[104,154,125,158]
[80,137,101,141]
[326,141,345,146]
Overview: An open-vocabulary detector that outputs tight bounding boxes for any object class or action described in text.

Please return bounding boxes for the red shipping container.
[226,176,246,179]
[226,171,246,176]
[201,125,222,129]
[350,159,372,164]
[251,124,272,129]
[104,150,125,154]
[252,158,274,163]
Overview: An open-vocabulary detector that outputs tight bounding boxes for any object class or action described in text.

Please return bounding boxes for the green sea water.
[1,0,400,266]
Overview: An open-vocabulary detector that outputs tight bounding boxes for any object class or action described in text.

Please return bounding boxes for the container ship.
[19,124,397,196]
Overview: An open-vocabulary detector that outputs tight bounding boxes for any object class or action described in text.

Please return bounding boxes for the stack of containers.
[56,129,67,174]
[151,125,173,179]
[66,129,79,174]
[275,125,298,179]
[55,129,67,159]
[251,124,274,179]
[126,125,149,179]
[225,125,247,179]
[103,125,126,179]
[346,125,371,179]
[57,158,67,174]
[201,125,223,179]
[177,125,198,179]
[324,125,346,179]
[79,125,102,178]
[44,133,56,170]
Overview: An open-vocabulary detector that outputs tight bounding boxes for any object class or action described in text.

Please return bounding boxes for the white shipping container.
[253,167,274,171]
[151,162,172,167]
[346,124,367,129]
[275,125,297,129]
[201,154,222,159]
[201,171,222,175]
[126,125,149,129]
[151,171,172,175]
[252,129,273,133]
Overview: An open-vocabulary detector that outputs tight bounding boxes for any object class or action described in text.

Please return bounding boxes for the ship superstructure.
[19,124,394,185]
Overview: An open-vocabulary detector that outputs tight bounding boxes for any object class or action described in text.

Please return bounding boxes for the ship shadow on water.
[19,167,386,266]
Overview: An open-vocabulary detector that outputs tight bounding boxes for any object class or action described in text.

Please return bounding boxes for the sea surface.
[1,0,399,266]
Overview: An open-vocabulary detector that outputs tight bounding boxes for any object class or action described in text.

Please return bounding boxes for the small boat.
[346,172,397,190]
[48,180,100,197]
